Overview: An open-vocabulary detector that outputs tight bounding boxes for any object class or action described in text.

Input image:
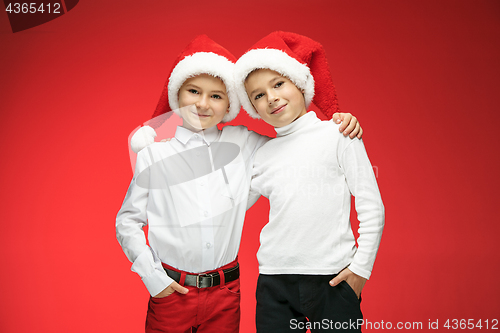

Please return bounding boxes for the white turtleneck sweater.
[249,111,384,279]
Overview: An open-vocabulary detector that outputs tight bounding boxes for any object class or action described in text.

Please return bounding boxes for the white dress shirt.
[116,125,269,296]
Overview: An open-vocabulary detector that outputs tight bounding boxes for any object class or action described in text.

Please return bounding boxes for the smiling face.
[244,69,307,128]
[178,74,230,132]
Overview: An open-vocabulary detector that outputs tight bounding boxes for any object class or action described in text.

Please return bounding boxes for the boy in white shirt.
[234,31,385,332]
[116,35,362,333]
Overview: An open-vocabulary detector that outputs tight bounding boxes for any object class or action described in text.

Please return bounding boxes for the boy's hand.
[332,112,363,139]
[153,281,189,298]
[329,268,366,299]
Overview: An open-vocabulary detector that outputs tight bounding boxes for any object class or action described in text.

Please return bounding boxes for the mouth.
[271,104,286,115]
[191,111,211,118]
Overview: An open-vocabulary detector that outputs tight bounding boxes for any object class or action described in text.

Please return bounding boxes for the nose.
[267,90,279,105]
[196,94,210,110]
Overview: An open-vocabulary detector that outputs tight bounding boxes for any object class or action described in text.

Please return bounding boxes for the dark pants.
[256,274,363,332]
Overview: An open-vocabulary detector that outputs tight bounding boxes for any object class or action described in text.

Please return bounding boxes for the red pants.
[145,259,240,333]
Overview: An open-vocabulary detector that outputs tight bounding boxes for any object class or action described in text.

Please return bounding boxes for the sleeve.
[116,150,174,296]
[246,175,263,210]
[339,138,385,280]
[244,130,271,210]
[243,127,272,157]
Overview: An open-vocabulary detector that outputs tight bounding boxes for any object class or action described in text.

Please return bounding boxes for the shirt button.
[194,134,200,139]
[206,243,212,249]
[203,211,209,217]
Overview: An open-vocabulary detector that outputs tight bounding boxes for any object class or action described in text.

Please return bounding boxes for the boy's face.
[245,69,307,128]
[178,74,230,132]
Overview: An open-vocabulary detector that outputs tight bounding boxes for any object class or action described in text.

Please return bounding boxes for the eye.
[274,81,284,88]
[211,94,222,99]
[254,93,264,100]
[188,89,199,94]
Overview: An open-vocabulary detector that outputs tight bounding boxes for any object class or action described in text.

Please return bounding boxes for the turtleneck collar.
[274,111,320,137]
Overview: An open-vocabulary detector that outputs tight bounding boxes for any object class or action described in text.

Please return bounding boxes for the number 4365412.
[443,319,498,330]
[5,3,61,14]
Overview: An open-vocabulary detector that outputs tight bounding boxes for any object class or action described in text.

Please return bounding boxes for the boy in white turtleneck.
[235,32,384,332]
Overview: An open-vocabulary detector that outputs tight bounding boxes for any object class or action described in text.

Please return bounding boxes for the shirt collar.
[275,111,319,137]
[174,125,220,146]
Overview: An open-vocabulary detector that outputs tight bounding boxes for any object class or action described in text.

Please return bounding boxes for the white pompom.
[130,126,157,153]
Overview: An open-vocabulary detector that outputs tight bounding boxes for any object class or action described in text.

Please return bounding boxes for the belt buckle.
[196,273,214,288]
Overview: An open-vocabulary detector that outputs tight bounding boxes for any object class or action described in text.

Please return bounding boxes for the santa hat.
[130,35,239,153]
[234,31,339,120]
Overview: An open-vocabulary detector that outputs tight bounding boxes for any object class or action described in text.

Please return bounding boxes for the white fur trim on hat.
[234,48,315,119]
[167,52,240,123]
[130,125,157,153]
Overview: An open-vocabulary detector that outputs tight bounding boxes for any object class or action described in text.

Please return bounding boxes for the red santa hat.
[234,31,339,120]
[131,35,239,153]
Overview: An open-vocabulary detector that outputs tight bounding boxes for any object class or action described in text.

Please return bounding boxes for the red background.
[1,1,499,332]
